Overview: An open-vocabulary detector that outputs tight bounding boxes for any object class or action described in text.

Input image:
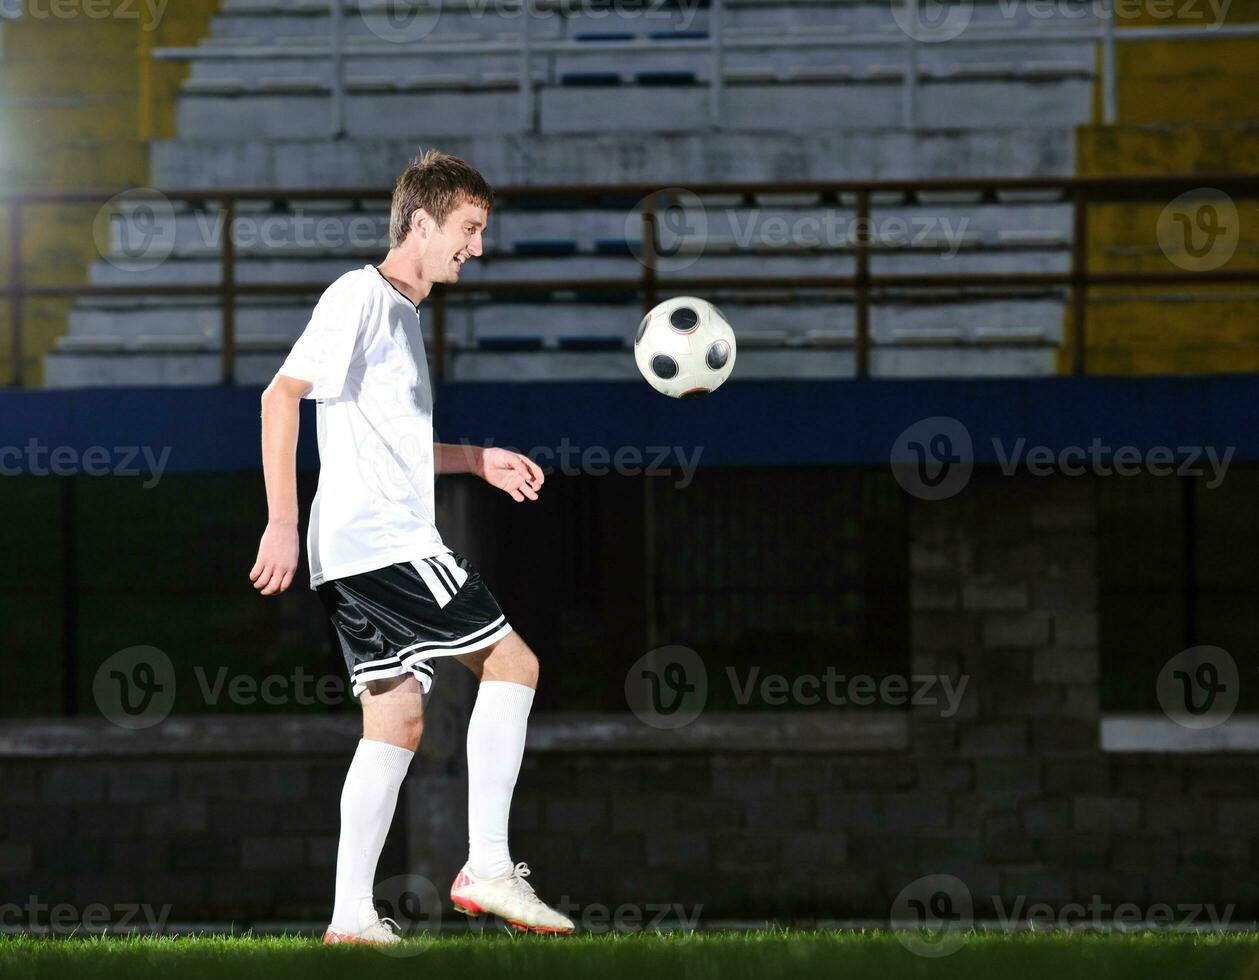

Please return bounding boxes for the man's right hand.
[250,521,300,595]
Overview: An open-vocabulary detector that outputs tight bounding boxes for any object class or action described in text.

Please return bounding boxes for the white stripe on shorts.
[433,553,469,592]
[398,615,511,663]
[411,558,454,607]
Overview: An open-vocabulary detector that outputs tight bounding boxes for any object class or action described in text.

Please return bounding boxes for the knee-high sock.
[330,738,414,933]
[466,680,535,879]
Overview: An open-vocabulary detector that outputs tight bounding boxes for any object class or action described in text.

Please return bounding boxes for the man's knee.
[488,632,540,688]
[362,676,426,750]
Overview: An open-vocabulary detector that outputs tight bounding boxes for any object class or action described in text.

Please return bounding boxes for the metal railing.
[3,174,1258,387]
[148,0,1259,133]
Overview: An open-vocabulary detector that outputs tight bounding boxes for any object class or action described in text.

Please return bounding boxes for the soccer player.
[249,150,575,941]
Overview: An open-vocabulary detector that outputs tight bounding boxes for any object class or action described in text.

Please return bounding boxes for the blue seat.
[598,193,644,209]
[648,29,708,40]
[510,194,585,212]
[573,289,639,304]
[512,240,579,257]
[561,72,622,87]
[487,288,546,303]
[477,336,545,352]
[594,238,637,257]
[574,31,635,41]
[636,70,697,86]
[558,336,626,351]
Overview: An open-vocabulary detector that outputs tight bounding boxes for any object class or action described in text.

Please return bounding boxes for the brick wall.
[2,471,1256,925]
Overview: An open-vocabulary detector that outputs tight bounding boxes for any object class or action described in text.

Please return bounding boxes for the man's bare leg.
[325,674,425,943]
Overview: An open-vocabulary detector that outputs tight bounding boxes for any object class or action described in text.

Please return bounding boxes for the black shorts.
[316,551,512,697]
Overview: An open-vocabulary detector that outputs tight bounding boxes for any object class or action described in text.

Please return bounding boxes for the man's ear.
[411,207,432,240]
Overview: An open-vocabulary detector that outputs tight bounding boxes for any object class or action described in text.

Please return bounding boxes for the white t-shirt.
[278,265,449,588]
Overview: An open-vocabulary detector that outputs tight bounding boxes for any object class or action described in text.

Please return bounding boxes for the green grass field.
[2,930,1259,980]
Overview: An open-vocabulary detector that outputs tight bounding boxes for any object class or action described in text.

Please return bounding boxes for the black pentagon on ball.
[706,340,730,370]
[651,353,679,379]
[669,306,699,333]
[635,313,651,346]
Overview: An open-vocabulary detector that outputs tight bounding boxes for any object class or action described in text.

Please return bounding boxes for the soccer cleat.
[450,861,575,934]
[322,916,403,945]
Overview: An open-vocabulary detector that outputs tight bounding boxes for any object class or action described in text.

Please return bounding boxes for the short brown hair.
[389,149,494,248]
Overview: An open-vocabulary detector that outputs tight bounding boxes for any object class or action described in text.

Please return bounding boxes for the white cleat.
[450,861,575,934]
[322,916,403,945]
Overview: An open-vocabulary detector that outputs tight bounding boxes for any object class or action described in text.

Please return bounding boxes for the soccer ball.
[633,296,736,398]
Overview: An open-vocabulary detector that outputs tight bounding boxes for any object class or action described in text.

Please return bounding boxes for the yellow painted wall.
[0,0,217,386]
[1070,0,1259,374]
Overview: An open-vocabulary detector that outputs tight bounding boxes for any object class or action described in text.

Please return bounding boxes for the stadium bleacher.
[26,0,1185,386]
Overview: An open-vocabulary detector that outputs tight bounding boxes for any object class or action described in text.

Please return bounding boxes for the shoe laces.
[372,916,401,938]
[507,862,546,907]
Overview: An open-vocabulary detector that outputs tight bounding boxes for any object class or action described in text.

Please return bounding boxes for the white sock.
[466,680,535,879]
[330,738,414,933]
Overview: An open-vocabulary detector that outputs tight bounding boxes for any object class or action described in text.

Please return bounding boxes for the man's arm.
[434,442,545,503]
[434,442,486,478]
[250,374,312,596]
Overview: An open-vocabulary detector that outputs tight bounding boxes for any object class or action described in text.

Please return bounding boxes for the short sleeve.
[277,273,371,400]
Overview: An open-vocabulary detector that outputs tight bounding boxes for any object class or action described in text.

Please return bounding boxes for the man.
[249,150,574,942]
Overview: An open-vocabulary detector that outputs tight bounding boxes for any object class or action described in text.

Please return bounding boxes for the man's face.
[421,198,487,283]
